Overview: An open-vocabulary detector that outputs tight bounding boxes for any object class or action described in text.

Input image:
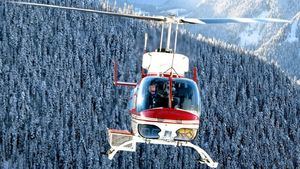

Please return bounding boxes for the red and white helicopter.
[8,1,291,168]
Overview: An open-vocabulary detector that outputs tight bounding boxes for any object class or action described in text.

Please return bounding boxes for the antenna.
[159,24,164,52]
[174,23,179,54]
[113,0,116,11]
[144,33,148,53]
[166,23,172,50]
[170,23,179,74]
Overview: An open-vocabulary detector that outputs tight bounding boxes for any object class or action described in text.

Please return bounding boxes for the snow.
[196,0,209,7]
[285,20,299,43]
[239,25,261,47]
[297,80,300,85]
[124,0,167,5]
[213,1,230,15]
[164,8,187,15]
[2,161,9,169]
[238,11,269,47]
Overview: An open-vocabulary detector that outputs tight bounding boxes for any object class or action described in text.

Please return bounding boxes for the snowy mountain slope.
[117,0,299,49]
[256,12,300,79]
[0,1,300,168]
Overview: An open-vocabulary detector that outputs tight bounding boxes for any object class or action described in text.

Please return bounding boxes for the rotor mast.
[163,15,178,52]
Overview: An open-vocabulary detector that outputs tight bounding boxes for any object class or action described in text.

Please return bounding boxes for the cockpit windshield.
[136,77,200,113]
[171,78,200,113]
[136,77,169,112]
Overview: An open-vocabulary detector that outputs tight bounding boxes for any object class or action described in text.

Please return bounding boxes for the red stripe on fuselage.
[133,108,199,120]
[132,116,199,125]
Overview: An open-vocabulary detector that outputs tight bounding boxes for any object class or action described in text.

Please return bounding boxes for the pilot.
[149,83,158,108]
[148,82,168,109]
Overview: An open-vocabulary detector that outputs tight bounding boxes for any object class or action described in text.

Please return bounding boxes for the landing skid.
[107,129,218,168]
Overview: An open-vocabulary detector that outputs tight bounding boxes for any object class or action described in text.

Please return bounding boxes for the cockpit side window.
[128,88,137,110]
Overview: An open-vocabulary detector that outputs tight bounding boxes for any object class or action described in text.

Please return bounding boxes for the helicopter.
[7,1,291,168]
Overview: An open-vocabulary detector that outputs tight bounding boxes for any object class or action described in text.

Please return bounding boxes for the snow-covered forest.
[0,1,299,168]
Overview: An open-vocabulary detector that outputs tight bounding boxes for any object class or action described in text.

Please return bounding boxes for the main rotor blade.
[179,18,206,24]
[7,1,166,22]
[181,18,291,24]
[7,1,291,25]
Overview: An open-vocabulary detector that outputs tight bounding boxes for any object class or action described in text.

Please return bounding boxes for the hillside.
[118,0,300,49]
[0,1,299,169]
[256,12,300,79]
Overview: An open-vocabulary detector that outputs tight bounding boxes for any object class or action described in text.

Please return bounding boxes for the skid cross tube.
[107,135,218,168]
